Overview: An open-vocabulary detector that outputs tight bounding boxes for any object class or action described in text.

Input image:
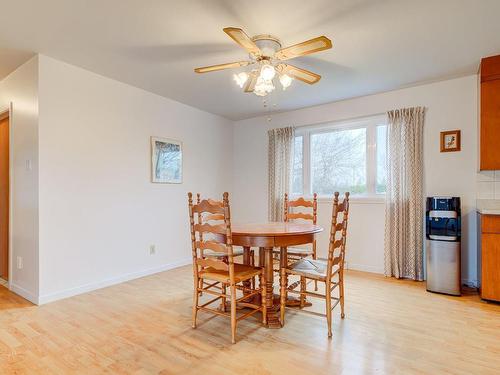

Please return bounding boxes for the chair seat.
[203,248,244,258]
[287,258,339,280]
[200,264,262,283]
[273,247,313,256]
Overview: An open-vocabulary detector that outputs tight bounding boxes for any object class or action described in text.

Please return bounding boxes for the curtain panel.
[384,107,425,281]
[268,127,295,221]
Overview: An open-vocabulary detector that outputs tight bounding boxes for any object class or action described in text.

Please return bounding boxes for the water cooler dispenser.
[426,197,461,296]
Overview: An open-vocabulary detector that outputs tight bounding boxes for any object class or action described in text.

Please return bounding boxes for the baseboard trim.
[38,257,191,305]
[345,262,384,275]
[461,278,479,288]
[9,282,39,304]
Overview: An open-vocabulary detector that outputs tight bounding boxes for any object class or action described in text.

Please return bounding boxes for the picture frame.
[151,137,182,183]
[440,130,461,152]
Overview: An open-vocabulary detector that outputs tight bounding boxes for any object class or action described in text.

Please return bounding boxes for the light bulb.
[260,64,276,81]
[253,76,275,96]
[233,72,248,88]
[279,74,293,90]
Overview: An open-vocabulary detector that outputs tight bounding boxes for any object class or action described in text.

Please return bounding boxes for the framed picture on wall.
[151,137,182,183]
[440,130,461,152]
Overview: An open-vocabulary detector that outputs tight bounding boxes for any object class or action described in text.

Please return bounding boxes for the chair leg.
[192,276,200,329]
[300,276,306,309]
[340,271,345,319]
[220,283,227,312]
[250,250,255,290]
[280,268,287,326]
[313,259,318,293]
[198,278,203,296]
[325,281,332,338]
[261,271,267,324]
[230,284,237,344]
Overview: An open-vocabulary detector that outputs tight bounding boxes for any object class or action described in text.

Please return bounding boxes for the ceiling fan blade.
[279,64,321,84]
[275,36,332,60]
[194,61,251,73]
[223,27,261,57]
[244,72,258,93]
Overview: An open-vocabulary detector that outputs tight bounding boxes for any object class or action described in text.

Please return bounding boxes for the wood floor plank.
[1,268,499,374]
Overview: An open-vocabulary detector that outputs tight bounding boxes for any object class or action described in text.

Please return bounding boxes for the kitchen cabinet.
[479,55,500,170]
[479,214,500,301]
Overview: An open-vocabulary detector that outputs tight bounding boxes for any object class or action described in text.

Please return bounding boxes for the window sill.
[294,195,386,205]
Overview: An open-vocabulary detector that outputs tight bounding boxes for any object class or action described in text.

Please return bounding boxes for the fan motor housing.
[251,35,282,59]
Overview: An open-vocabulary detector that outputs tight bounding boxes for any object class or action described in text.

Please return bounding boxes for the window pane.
[311,128,366,195]
[291,136,303,195]
[376,125,387,193]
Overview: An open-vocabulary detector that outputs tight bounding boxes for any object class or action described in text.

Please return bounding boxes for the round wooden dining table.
[231,222,323,328]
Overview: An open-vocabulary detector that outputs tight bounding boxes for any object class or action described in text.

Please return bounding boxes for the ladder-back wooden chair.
[194,193,253,292]
[188,192,266,344]
[280,192,349,337]
[274,193,318,289]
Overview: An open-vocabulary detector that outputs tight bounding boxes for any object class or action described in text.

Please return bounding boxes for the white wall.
[36,55,233,303]
[233,75,478,284]
[0,56,39,302]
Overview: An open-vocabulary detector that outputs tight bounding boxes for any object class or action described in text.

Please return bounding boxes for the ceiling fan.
[194,27,332,97]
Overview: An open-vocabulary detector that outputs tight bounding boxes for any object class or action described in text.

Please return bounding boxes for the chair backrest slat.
[193,223,227,235]
[205,214,225,221]
[332,239,343,250]
[334,223,344,232]
[193,199,225,214]
[196,258,229,271]
[284,193,318,224]
[288,197,315,208]
[287,212,314,221]
[195,240,229,254]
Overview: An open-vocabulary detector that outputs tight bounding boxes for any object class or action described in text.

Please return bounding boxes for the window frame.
[293,114,387,200]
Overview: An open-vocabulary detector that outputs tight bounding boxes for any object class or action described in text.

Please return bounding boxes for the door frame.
[0,104,12,289]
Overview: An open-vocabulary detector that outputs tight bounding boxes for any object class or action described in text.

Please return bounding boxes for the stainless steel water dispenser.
[426,197,461,296]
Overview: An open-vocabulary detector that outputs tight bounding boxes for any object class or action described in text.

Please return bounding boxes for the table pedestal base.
[230,293,311,328]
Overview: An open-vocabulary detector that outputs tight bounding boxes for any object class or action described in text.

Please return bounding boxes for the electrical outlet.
[149,245,156,255]
[17,256,23,269]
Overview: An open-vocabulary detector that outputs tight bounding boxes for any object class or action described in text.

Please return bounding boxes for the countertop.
[477,199,500,215]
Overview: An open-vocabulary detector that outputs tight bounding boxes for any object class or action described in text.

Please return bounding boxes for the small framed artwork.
[440,130,461,152]
[151,137,182,183]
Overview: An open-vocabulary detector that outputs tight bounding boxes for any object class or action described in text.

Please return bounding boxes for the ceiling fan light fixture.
[233,72,249,88]
[194,28,332,98]
[279,74,293,90]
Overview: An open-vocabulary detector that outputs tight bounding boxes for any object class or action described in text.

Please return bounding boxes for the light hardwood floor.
[1,267,499,374]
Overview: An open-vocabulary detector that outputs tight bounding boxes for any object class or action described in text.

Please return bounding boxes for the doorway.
[0,112,9,284]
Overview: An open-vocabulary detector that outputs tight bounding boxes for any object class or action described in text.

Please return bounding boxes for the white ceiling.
[1,0,500,120]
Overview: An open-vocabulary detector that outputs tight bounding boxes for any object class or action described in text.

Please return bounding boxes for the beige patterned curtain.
[268,127,295,221]
[384,107,425,281]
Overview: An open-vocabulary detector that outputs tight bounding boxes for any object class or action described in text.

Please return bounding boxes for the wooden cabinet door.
[480,79,500,170]
[481,233,500,301]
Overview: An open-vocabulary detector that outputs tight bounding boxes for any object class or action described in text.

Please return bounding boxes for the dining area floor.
[1,267,499,375]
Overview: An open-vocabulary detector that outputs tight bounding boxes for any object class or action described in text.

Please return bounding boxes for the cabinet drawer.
[481,215,500,233]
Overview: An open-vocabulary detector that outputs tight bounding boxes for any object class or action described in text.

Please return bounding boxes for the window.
[292,115,387,197]
[376,124,387,193]
[291,136,303,195]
